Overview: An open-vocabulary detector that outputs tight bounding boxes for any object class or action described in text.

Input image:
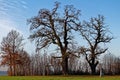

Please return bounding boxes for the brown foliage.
[0,30,24,76]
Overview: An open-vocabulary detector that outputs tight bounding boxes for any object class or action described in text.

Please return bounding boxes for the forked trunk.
[88,57,98,75]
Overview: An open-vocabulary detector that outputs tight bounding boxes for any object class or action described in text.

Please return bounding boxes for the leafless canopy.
[28,2,81,75]
[78,15,113,74]
[28,2,80,51]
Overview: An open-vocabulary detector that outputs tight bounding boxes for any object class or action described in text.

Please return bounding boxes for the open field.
[0,76,120,80]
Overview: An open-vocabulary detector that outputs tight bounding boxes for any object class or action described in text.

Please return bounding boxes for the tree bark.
[89,61,98,75]
[62,56,68,75]
[9,53,13,76]
[90,64,96,75]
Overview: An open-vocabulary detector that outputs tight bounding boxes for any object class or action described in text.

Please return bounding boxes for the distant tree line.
[0,2,120,76]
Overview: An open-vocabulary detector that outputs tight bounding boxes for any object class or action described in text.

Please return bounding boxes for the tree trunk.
[9,53,13,76]
[88,57,98,75]
[62,56,68,75]
[13,61,16,76]
[9,66,12,76]
[90,64,96,75]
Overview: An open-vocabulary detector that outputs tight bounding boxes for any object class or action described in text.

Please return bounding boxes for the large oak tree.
[28,2,80,75]
[78,15,113,74]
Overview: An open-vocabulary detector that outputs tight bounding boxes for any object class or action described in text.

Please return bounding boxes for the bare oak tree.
[0,30,24,76]
[28,2,80,75]
[78,15,113,74]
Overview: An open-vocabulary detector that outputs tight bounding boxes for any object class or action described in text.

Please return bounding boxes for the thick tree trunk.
[88,57,98,75]
[90,64,96,75]
[89,62,98,75]
[62,56,68,75]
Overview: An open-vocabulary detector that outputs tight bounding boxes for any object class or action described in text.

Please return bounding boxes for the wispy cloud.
[0,19,19,40]
[0,0,31,56]
[0,0,28,39]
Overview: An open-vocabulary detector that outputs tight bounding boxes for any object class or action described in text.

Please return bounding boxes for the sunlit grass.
[0,75,120,80]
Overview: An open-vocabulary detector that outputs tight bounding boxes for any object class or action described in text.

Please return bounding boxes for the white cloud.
[0,0,27,38]
[0,18,22,41]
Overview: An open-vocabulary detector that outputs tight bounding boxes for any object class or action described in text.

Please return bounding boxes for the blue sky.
[0,0,120,56]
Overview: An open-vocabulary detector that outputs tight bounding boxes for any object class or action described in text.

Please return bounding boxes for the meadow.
[0,76,120,80]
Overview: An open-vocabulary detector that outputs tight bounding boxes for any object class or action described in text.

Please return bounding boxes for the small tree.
[78,15,113,74]
[28,2,80,75]
[0,30,24,76]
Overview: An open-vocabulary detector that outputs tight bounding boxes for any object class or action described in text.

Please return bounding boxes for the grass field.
[0,75,120,80]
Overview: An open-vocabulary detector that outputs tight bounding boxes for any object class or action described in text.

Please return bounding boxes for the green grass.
[0,75,120,80]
